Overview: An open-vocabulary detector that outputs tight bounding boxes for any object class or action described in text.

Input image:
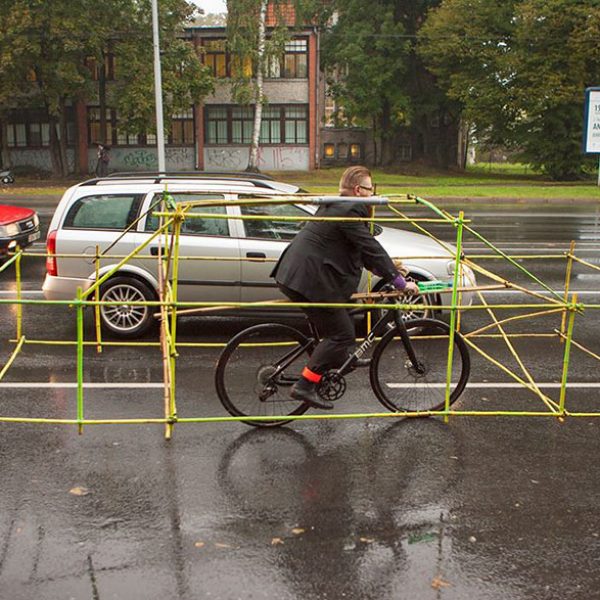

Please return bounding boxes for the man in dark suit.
[271,166,418,410]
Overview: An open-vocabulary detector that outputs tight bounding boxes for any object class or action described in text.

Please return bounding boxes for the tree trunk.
[0,119,10,169]
[457,117,469,170]
[58,98,69,176]
[99,51,108,145]
[47,111,63,177]
[371,116,378,167]
[246,0,267,173]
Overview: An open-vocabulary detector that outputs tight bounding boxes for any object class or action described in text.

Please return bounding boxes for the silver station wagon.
[42,173,475,337]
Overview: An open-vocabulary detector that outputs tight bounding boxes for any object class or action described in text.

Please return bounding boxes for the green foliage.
[321,0,410,127]
[321,0,460,167]
[226,0,290,104]
[110,0,213,135]
[0,0,214,171]
[420,0,600,179]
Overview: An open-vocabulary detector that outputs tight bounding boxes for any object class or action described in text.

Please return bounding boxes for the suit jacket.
[271,200,398,302]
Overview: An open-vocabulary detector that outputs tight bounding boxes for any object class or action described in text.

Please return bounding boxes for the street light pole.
[151,0,166,172]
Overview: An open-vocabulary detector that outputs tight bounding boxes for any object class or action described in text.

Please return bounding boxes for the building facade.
[1,21,321,175]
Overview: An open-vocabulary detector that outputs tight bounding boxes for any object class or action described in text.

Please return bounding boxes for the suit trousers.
[278,285,356,375]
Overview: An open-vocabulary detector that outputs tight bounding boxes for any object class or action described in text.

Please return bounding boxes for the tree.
[0,0,213,176]
[0,0,93,175]
[226,0,300,172]
[419,0,600,179]
[108,0,214,141]
[320,0,460,168]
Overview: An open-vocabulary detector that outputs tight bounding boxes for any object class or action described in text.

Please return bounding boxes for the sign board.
[583,87,600,154]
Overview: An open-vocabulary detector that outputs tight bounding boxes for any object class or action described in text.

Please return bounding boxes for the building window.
[7,124,26,147]
[6,110,74,147]
[337,143,348,159]
[284,105,307,143]
[169,109,195,145]
[89,107,177,147]
[260,106,282,143]
[205,105,308,145]
[231,107,254,144]
[323,143,335,158]
[283,39,308,78]
[202,38,252,78]
[267,38,308,79]
[88,107,114,145]
[203,39,227,78]
[350,143,361,158]
[206,106,229,144]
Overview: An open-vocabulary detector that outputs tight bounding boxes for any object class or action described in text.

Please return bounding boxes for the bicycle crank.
[318,371,347,402]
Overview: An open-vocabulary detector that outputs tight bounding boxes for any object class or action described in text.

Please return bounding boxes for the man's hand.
[402,281,419,295]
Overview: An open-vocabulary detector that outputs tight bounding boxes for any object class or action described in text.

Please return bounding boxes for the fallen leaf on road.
[431,576,451,590]
[359,537,375,544]
[69,487,90,496]
[271,537,284,545]
[291,528,305,535]
[214,543,232,549]
[194,542,205,548]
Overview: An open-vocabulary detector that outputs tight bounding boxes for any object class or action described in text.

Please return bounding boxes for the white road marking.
[0,382,163,389]
[387,382,600,389]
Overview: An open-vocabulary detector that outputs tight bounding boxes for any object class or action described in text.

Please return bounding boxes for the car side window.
[145,194,229,237]
[64,194,143,230]
[240,203,307,240]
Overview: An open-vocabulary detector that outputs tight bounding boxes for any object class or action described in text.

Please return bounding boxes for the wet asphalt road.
[1,199,600,599]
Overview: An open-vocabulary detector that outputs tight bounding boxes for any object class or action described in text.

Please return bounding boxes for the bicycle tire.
[370,318,470,413]
[215,323,313,427]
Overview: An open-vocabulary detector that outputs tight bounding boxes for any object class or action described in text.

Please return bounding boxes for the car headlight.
[446,259,458,275]
[33,214,40,227]
[0,223,20,237]
[446,261,477,286]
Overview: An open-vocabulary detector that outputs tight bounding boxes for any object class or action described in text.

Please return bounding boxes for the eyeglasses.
[358,184,377,194]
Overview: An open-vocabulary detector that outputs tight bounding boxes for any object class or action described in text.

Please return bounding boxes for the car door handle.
[246,252,266,259]
[150,247,160,256]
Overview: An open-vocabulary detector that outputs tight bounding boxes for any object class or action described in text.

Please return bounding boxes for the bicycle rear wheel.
[370,318,470,413]
[215,323,313,427]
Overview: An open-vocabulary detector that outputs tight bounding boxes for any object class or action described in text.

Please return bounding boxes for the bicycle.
[215,284,470,427]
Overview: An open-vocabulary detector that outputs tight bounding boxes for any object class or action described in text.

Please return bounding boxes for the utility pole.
[151,0,166,172]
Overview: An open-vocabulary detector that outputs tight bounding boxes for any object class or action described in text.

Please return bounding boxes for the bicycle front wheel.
[370,318,470,414]
[215,323,313,427]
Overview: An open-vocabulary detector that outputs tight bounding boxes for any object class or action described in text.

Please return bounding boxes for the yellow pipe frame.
[1,193,599,436]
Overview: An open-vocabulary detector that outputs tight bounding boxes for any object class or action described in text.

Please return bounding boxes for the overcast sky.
[194,0,227,13]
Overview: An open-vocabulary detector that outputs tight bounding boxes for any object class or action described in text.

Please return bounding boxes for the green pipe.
[76,289,84,435]
[444,212,464,417]
[559,296,578,413]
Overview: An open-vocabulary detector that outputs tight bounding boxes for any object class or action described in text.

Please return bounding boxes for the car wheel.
[99,276,156,338]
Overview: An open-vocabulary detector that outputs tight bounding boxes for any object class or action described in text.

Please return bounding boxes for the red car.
[0,204,40,257]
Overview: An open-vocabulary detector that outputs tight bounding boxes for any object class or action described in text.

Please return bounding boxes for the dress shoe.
[290,377,334,410]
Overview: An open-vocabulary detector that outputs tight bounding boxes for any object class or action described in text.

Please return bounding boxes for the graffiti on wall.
[205,146,309,171]
[88,147,195,173]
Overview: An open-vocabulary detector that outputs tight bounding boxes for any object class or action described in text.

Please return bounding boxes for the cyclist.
[271,166,419,410]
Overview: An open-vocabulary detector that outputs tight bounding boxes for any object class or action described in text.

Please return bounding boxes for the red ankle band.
[302,367,322,383]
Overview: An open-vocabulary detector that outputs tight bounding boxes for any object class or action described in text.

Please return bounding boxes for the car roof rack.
[79,171,275,186]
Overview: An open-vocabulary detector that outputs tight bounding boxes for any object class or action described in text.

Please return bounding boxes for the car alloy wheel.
[99,276,155,337]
